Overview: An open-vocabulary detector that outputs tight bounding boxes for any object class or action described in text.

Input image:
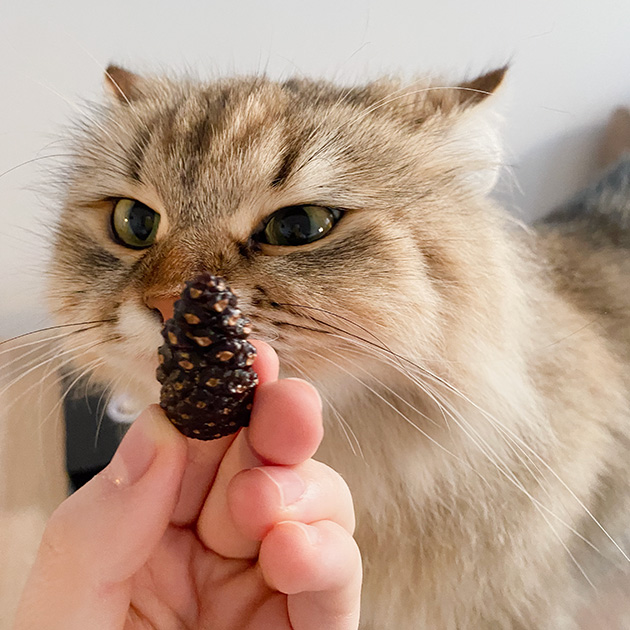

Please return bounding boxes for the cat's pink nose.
[144,295,177,322]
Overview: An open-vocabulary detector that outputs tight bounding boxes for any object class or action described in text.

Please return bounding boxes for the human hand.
[13,341,361,629]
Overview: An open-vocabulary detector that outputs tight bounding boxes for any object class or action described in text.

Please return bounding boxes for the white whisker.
[0,336,107,402]
[415,361,630,565]
[289,319,606,571]
[302,347,479,477]
[37,357,106,433]
[345,336,603,555]
[288,354,365,460]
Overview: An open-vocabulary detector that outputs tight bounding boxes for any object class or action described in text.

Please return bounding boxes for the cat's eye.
[253,205,342,247]
[111,198,160,249]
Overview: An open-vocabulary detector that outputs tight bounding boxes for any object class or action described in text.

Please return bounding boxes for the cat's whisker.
[38,357,107,433]
[40,331,107,404]
[328,398,364,459]
[341,342,455,434]
[0,339,92,400]
[277,302,630,565]
[328,340,513,477]
[301,347,480,478]
[7,353,91,429]
[329,343,441,429]
[94,381,116,446]
[281,314,606,567]
[30,342,82,423]
[273,301,416,381]
[0,329,106,382]
[536,316,601,351]
[93,372,128,450]
[82,348,109,415]
[275,314,448,431]
[0,325,105,379]
[416,376,601,549]
[287,353,365,460]
[283,355,354,457]
[346,341,603,571]
[0,319,115,349]
[0,341,77,386]
[399,377,606,575]
[32,365,66,505]
[418,381,599,588]
[0,336,112,409]
[0,153,73,183]
[413,362,630,565]
[310,335,548,502]
[276,307,461,434]
[4,344,107,420]
[348,335,612,559]
[94,368,135,431]
[308,346,570,539]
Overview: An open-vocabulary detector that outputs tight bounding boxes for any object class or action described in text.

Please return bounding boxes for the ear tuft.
[104,65,143,104]
[458,66,508,106]
[445,67,510,196]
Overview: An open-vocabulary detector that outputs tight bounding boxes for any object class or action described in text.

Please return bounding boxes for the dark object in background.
[64,392,122,491]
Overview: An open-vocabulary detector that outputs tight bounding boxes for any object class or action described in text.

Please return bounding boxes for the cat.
[39,64,630,629]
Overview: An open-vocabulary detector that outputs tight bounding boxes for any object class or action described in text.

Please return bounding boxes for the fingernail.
[293,522,320,546]
[106,407,161,486]
[257,466,306,506]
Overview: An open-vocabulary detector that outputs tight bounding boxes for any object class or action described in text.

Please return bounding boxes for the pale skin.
[13,341,362,630]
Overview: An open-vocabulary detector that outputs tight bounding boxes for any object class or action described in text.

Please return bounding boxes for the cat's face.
[47,67,508,410]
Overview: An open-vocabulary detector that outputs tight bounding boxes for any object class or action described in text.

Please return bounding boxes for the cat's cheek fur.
[106,301,164,402]
[115,300,163,362]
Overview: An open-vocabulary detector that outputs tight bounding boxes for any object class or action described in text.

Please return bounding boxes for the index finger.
[196,376,325,558]
[170,339,279,525]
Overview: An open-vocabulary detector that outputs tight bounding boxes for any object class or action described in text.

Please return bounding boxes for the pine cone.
[156,273,258,440]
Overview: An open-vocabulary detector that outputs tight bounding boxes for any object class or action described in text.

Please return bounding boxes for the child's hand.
[13,341,361,630]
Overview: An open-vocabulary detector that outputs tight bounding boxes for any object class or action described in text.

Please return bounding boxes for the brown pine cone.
[156,273,257,440]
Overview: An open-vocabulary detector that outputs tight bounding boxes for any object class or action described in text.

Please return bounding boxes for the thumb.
[13,406,188,630]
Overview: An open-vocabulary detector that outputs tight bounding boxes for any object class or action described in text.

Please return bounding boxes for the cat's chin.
[94,350,162,415]
[105,391,150,424]
[107,379,160,422]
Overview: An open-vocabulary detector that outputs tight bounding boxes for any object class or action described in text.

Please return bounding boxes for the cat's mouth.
[108,292,371,409]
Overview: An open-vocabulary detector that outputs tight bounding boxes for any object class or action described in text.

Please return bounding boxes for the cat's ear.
[445,66,509,196]
[104,65,145,104]
[457,66,508,107]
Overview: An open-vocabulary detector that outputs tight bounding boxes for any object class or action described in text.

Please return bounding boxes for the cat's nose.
[144,295,177,322]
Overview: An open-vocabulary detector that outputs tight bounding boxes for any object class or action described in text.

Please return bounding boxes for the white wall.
[1,0,630,338]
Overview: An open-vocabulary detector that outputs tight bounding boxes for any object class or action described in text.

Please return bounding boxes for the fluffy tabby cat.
[44,65,630,629]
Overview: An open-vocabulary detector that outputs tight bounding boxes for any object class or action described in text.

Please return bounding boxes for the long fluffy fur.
[45,67,630,629]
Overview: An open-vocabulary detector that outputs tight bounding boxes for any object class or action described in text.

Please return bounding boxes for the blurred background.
[1,0,629,481]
